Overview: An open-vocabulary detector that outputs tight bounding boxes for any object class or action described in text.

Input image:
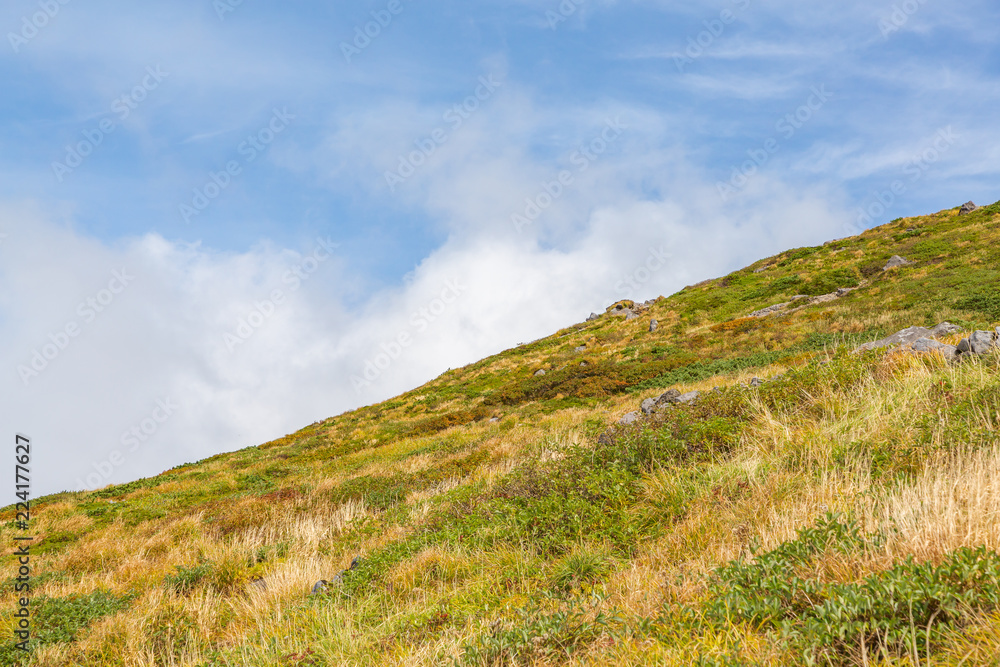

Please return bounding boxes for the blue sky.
[2,0,999,495]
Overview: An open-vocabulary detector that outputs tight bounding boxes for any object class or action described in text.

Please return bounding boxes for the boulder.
[586,312,600,321]
[856,323,958,352]
[883,255,914,271]
[910,338,958,358]
[618,411,641,425]
[676,391,700,405]
[656,389,682,405]
[749,302,790,318]
[748,377,763,388]
[310,580,330,595]
[957,331,997,356]
[931,322,962,337]
[597,430,613,446]
[640,398,658,415]
[575,346,587,353]
[959,201,978,215]
[625,311,639,321]
[534,369,547,377]
[649,319,658,332]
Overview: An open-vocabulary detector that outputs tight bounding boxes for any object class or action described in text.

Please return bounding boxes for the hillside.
[4,201,1000,666]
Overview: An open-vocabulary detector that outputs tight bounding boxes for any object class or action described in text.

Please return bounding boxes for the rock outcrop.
[883,255,914,271]
[959,201,978,215]
[856,322,998,362]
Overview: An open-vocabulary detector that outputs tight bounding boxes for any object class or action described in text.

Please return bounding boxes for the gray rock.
[959,201,978,215]
[835,287,856,297]
[310,580,330,595]
[618,411,641,425]
[748,377,763,388]
[910,338,958,358]
[597,430,613,445]
[857,324,953,352]
[883,255,914,271]
[534,369,546,377]
[625,311,639,321]
[640,398,658,415]
[587,312,600,321]
[649,319,658,332]
[957,331,997,356]
[489,417,500,423]
[656,389,682,405]
[749,302,790,318]
[676,391,700,405]
[575,346,587,353]
[930,322,962,337]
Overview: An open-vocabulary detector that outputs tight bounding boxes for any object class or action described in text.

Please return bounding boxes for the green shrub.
[706,515,1000,664]
[0,590,134,665]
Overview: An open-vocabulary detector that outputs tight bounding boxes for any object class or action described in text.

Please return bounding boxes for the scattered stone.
[489,417,500,424]
[580,361,588,367]
[883,255,914,271]
[310,580,329,595]
[790,295,811,302]
[858,325,944,352]
[625,311,639,321]
[534,369,546,377]
[810,293,839,305]
[649,319,658,332]
[748,377,763,388]
[957,331,997,357]
[910,338,959,358]
[575,346,587,353]
[753,265,770,274]
[959,201,978,215]
[597,430,613,446]
[931,322,962,336]
[676,391,700,405]
[640,398,658,415]
[835,287,856,298]
[618,411,641,425]
[656,389,682,405]
[587,312,600,321]
[749,302,790,318]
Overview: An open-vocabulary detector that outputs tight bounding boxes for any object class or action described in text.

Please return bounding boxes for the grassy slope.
[4,202,1000,666]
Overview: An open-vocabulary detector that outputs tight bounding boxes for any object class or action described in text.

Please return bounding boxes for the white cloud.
[0,141,854,496]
